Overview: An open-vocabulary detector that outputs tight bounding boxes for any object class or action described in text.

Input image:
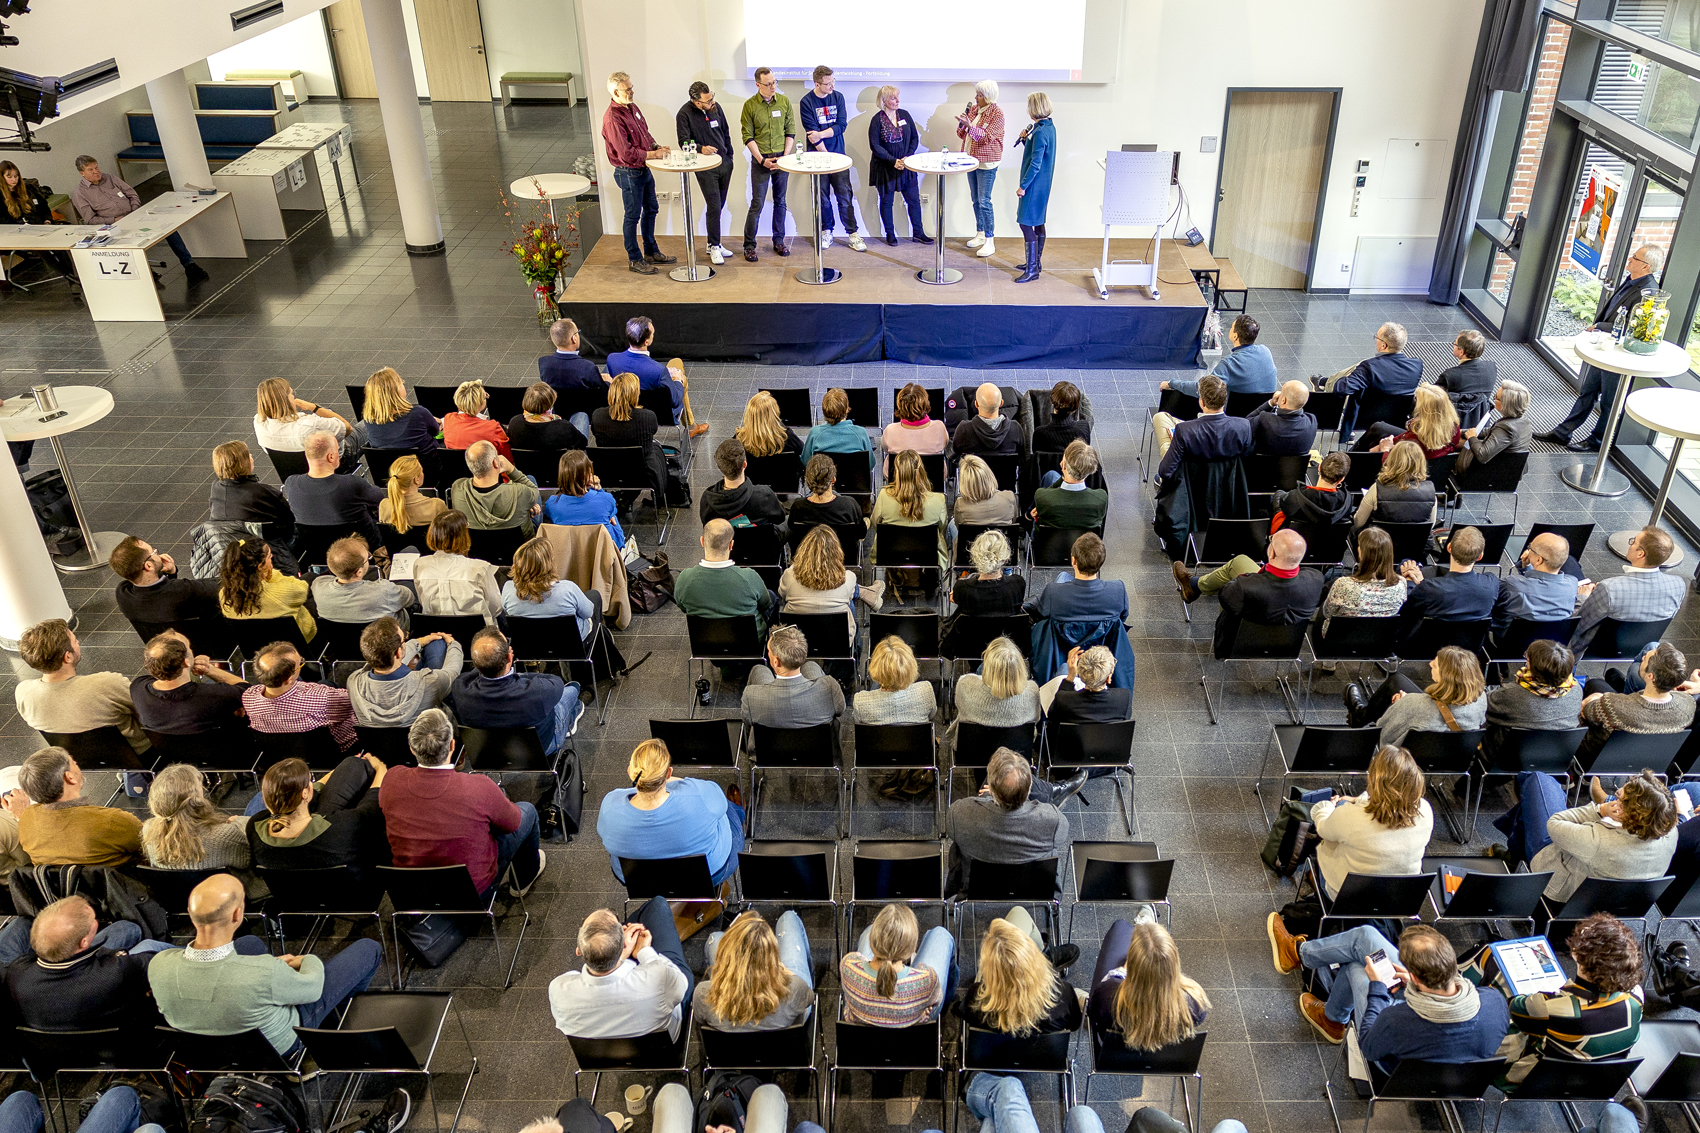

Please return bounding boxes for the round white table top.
[647,153,723,174]
[1626,386,1700,443]
[776,152,852,175]
[509,173,592,202]
[904,150,978,176]
[0,385,114,442]
[1573,334,1693,378]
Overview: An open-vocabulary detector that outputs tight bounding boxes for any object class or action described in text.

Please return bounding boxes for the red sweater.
[379,766,522,893]
[442,413,512,460]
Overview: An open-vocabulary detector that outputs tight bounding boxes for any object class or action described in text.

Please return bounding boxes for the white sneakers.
[976,237,996,258]
[709,246,724,265]
[966,232,986,249]
[820,233,833,249]
[848,234,867,252]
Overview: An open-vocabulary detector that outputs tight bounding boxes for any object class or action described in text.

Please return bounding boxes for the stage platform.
[559,234,1210,368]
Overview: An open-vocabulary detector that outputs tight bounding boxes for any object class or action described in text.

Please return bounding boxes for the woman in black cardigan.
[868,86,932,246]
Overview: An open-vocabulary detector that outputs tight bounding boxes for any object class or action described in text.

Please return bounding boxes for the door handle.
[1217,188,1226,202]
[471,45,483,53]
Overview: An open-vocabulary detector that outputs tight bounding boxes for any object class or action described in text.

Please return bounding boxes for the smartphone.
[1368,949,1401,989]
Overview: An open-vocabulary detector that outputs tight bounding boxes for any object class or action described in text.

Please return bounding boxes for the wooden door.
[323,0,377,100]
[415,0,491,102]
[1213,91,1334,289]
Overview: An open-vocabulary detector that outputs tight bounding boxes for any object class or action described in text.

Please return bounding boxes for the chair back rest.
[1512,1056,1640,1101]
[774,612,854,659]
[293,1024,420,1071]
[1526,522,1595,561]
[1226,619,1308,660]
[868,612,941,658]
[460,726,549,773]
[954,524,1024,567]
[1554,875,1674,922]
[157,1026,295,1073]
[409,614,487,654]
[1369,521,1433,565]
[253,726,341,773]
[364,448,418,489]
[413,386,458,418]
[1402,619,1491,660]
[844,387,880,427]
[701,1013,816,1069]
[230,614,310,658]
[649,719,739,769]
[1309,616,1398,661]
[1306,391,1346,431]
[315,618,369,662]
[1453,449,1529,493]
[962,1025,1072,1072]
[1586,617,1677,661]
[1079,855,1174,903]
[1343,451,1384,491]
[466,524,527,567]
[833,459,874,496]
[942,615,1031,662]
[566,1007,692,1070]
[144,727,257,770]
[1223,391,1268,418]
[757,388,812,428]
[587,447,652,492]
[854,723,934,768]
[875,525,940,570]
[1442,521,1515,570]
[1329,872,1432,918]
[979,453,1020,493]
[791,521,865,565]
[265,447,309,480]
[962,857,1058,901]
[355,724,416,768]
[1030,527,1093,568]
[1642,1049,1700,1101]
[834,1018,939,1069]
[954,721,1035,763]
[621,855,715,900]
[745,453,803,495]
[258,865,381,914]
[1296,522,1351,566]
[43,726,148,771]
[1090,1021,1207,1075]
[1283,725,1381,774]
[738,841,834,901]
[1047,720,1135,767]
[916,452,947,491]
[752,723,838,767]
[637,386,675,422]
[852,841,944,900]
[1584,728,1690,779]
[508,615,590,661]
[378,863,484,912]
[1489,618,1580,661]
[1440,869,1553,920]
[510,448,560,488]
[686,615,764,660]
[1194,518,1268,566]
[730,524,786,568]
[1240,453,1310,492]
[1401,728,1486,775]
[1375,1057,1505,1102]
[1154,388,1199,422]
[134,866,227,915]
[1424,453,1459,489]
[17,1027,130,1075]
[1482,727,1586,776]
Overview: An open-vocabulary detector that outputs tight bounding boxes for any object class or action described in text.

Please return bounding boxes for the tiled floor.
[3,100,1699,1133]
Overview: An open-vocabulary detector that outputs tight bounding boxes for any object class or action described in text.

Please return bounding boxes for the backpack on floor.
[397,913,466,968]
[191,1076,309,1133]
[694,1072,763,1133]
[1261,787,1322,877]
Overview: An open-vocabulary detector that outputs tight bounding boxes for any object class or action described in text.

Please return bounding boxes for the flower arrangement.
[500,182,583,326]
[1625,289,1671,354]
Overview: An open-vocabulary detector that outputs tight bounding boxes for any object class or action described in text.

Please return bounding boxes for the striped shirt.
[1463,951,1643,1084]
[840,952,938,1026]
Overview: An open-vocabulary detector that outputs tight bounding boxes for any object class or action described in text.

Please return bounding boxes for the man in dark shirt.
[131,631,249,736]
[1031,380,1092,454]
[1024,533,1128,624]
[1322,322,1424,441]
[952,382,1026,462]
[283,432,385,547]
[676,82,739,263]
[449,627,583,757]
[1537,245,1663,452]
[1396,525,1498,637]
[1043,645,1133,724]
[1434,329,1498,429]
[6,896,170,1033]
[538,318,608,396]
[1204,528,1325,659]
[698,438,786,527]
[1245,381,1319,456]
[108,537,220,628]
[1154,375,1254,483]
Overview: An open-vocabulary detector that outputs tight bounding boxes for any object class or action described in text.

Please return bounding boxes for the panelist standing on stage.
[601,72,678,276]
[868,86,931,248]
[676,82,736,268]
[1013,94,1055,284]
[799,65,866,252]
[956,81,1005,260]
[740,67,796,262]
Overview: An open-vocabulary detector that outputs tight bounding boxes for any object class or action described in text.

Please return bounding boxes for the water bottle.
[1612,307,1628,341]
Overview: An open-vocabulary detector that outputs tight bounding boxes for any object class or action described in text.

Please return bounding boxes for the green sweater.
[674,562,771,637]
[1032,486,1107,531]
[148,947,326,1053]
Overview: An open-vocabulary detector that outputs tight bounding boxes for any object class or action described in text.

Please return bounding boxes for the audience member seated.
[506,382,589,453]
[361,366,440,455]
[247,755,389,876]
[1492,532,1577,632]
[840,903,956,1025]
[1320,321,1425,441]
[947,531,1025,626]
[801,387,874,468]
[16,618,151,759]
[1575,641,1695,763]
[1088,917,1210,1051]
[1460,912,1643,1087]
[1294,746,1431,921]
[953,909,1081,1035]
[208,440,297,568]
[346,618,461,729]
[219,537,316,643]
[1318,527,1408,633]
[881,383,949,475]
[1395,524,1496,633]
[781,524,884,634]
[17,746,142,866]
[243,642,357,752]
[737,391,802,458]
[549,900,693,1039]
[254,376,364,473]
[539,317,607,398]
[964,1077,1117,1133]
[694,909,814,1032]
[379,454,446,538]
[149,873,382,1055]
[1353,441,1436,531]
[1289,923,1508,1073]
[871,450,950,577]
[413,510,503,623]
[4,895,169,1033]
[1453,379,1532,475]
[1152,374,1253,469]
[1245,381,1318,456]
[450,626,583,756]
[742,625,846,730]
[1271,451,1352,541]
[132,630,248,736]
[0,769,27,888]
[953,382,1026,461]
[451,441,542,535]
[590,373,667,502]
[954,455,1019,527]
[1162,315,1277,398]
[545,450,631,554]
[700,438,786,527]
[110,536,220,628]
[788,455,868,542]
[503,535,598,639]
[676,519,777,640]
[283,433,385,549]
[1031,380,1092,452]
[1434,329,1498,428]
[1490,770,1677,904]
[1031,441,1107,530]
[381,708,544,901]
[142,763,251,874]
[1354,383,1461,458]
[1351,646,1488,748]
[854,636,937,725]
[313,536,412,629]
[1570,526,1687,653]
[944,747,1074,894]
[1180,529,1324,659]
[441,379,512,459]
[950,638,1041,741]
[1483,640,1586,760]
[605,315,706,437]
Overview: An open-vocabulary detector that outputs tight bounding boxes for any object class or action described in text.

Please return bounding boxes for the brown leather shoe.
[725,782,744,809]
[1300,992,1345,1044]
[1172,561,1199,603]
[1267,911,1306,974]
[688,423,710,438]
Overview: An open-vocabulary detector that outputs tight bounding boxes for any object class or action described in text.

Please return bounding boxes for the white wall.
[576,0,1481,290]
[479,0,583,100]
[209,11,339,97]
[24,85,152,199]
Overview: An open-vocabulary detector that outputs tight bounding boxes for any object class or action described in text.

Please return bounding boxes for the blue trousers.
[546,681,583,756]
[818,169,858,235]
[967,168,998,235]
[745,159,789,249]
[1494,770,1569,866]
[965,1074,1108,1133]
[163,231,193,266]
[1299,924,1398,1026]
[0,1086,167,1133]
[483,800,542,902]
[878,180,925,238]
[612,167,660,262]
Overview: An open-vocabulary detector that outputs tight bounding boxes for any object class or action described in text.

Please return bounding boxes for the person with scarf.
[1170,528,1324,660]
[1482,640,1586,762]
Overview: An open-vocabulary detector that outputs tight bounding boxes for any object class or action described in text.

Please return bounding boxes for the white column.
[144,70,215,191]
[0,449,72,651]
[360,0,445,254]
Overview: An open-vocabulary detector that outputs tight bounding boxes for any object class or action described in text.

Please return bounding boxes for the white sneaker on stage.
[820,233,833,248]
[712,244,731,258]
[710,246,724,265]
[848,234,867,252]
[966,232,986,249]
[976,237,996,258]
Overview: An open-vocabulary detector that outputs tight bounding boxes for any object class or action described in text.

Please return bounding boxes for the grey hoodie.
[346,639,464,727]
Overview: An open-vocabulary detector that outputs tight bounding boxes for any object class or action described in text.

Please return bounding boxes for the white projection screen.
[743,0,1090,83]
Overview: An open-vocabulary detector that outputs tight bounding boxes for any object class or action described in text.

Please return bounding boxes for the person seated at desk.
[1031,440,1107,530]
[539,318,608,398]
[1453,379,1532,476]
[606,315,707,438]
[1434,329,1498,429]
[1492,532,1578,633]
[1160,315,1277,398]
[737,391,802,458]
[1319,321,1424,441]
[1245,381,1318,457]
[1031,379,1091,451]
[1354,384,1462,459]
[441,380,512,460]
[69,156,207,286]
[1152,374,1253,472]
[801,387,874,468]
[109,536,220,628]
[361,366,440,456]
[283,432,384,549]
[0,161,78,292]
[506,382,589,454]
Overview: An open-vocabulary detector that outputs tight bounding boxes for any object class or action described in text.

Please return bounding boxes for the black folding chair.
[1069,840,1172,937]
[1402,728,1485,842]
[947,721,1036,809]
[749,722,843,840]
[747,452,804,496]
[701,1012,823,1120]
[830,1018,944,1133]
[413,386,458,418]
[876,525,945,603]
[1041,720,1136,836]
[1432,521,1514,573]
[850,723,938,838]
[1369,521,1434,565]
[1224,390,1269,418]
[228,614,314,660]
[589,445,671,539]
[957,857,1061,955]
[848,840,946,941]
[1628,1017,1700,1124]
[294,991,477,1133]
[566,1005,694,1104]
[1303,616,1399,717]
[143,727,259,778]
[1082,1020,1206,1133]
[355,724,416,768]
[1577,617,1677,663]
[509,613,614,724]
[365,447,420,489]
[868,610,943,684]
[1308,390,1347,441]
[845,387,880,427]
[19,1027,170,1133]
[1308,863,1432,938]
[1029,527,1094,577]
[738,840,840,955]
[264,447,309,481]
[258,865,387,968]
[620,854,724,917]
[315,618,369,663]
[952,525,1025,572]
[1324,1055,1501,1133]
[955,1024,1073,1133]
[459,725,575,837]
[1399,618,1491,662]
[408,614,485,654]
[1449,449,1530,524]
[772,611,858,673]
[379,863,530,990]
[1240,452,1310,492]
[510,447,561,488]
[158,1024,307,1078]
[1493,1056,1640,1133]
[1470,726,1585,831]
[465,525,527,567]
[979,453,1021,494]
[1202,620,1308,725]
[1524,521,1595,561]
[1297,522,1352,567]
[1341,451,1384,492]
[1485,618,1581,669]
[1575,729,1690,784]
[686,615,765,717]
[1256,724,1382,822]
[253,726,344,773]
[1420,856,1552,935]
[758,388,813,428]
[1545,875,1674,940]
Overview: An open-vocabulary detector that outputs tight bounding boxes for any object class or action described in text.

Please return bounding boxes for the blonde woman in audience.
[1350,645,1488,746]
[871,449,950,577]
[218,537,315,641]
[1359,382,1463,458]
[1353,441,1436,530]
[952,910,1081,1036]
[379,454,447,535]
[881,383,948,475]
[780,523,885,635]
[953,455,1018,526]
[441,379,512,459]
[501,535,596,642]
[411,510,502,622]
[253,376,363,471]
[142,763,250,872]
[693,909,814,1032]
[736,391,802,458]
[840,903,957,1025]
[361,366,440,454]
[596,738,743,888]
[951,636,1041,736]
[1089,919,1209,1051]
[855,636,937,726]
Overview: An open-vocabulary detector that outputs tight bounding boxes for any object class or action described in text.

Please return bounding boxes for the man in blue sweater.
[539,319,607,397]
[1160,315,1277,398]
[604,315,709,438]
[797,66,866,252]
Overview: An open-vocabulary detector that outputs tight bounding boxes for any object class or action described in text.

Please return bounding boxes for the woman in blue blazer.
[867,85,933,246]
[1014,92,1056,283]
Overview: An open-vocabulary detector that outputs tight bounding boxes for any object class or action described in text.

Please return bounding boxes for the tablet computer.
[1489,936,1566,996]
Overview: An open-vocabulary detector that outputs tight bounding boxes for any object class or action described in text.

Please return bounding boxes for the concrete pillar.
[0,448,72,651]
[360,0,445,254]
[144,70,215,192]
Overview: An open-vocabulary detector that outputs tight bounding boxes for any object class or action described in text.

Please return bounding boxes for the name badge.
[708,120,719,129]
[771,109,782,117]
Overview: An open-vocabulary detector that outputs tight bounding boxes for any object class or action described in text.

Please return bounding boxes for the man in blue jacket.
[538,319,607,397]
[449,627,583,756]
[1154,376,1254,482]
[1245,381,1318,456]
[797,66,866,252]
[1321,322,1424,441]
[604,315,709,438]
[1160,315,1277,398]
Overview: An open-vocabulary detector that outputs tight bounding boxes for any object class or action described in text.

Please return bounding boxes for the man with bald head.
[4,895,173,1032]
[951,382,1025,462]
[282,430,384,548]
[448,626,583,757]
[1177,527,1324,659]
[148,874,381,1055]
[1245,380,1319,456]
[1492,532,1579,633]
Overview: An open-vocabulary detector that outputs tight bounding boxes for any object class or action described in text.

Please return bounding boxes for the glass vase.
[1623,288,1670,354]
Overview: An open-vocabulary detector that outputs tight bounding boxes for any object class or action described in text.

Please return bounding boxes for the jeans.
[163,231,193,266]
[1493,770,1569,867]
[633,894,696,1004]
[612,166,660,262]
[567,411,592,440]
[966,1074,1105,1133]
[714,799,747,885]
[1581,1103,1641,1133]
[856,924,957,1020]
[1299,924,1398,1026]
[708,909,813,989]
[0,916,168,967]
[819,168,858,235]
[1040,470,1062,489]
[1129,1109,1248,1133]
[546,681,584,756]
[877,180,925,237]
[484,800,542,902]
[694,164,735,247]
[294,937,383,1033]
[745,157,789,249]
[1585,640,1658,696]
[0,1086,166,1133]
[419,637,450,670]
[656,1083,789,1133]
[966,167,998,235]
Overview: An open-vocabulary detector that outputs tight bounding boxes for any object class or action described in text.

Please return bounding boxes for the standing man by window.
[600,72,678,276]
[69,156,207,288]
[740,67,796,262]
[675,83,737,267]
[798,66,865,253]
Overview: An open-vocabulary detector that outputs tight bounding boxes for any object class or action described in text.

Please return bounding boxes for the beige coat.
[541,522,631,630]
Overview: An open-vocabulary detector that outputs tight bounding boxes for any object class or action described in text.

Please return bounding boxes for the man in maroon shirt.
[379,709,544,901]
[601,71,678,275]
